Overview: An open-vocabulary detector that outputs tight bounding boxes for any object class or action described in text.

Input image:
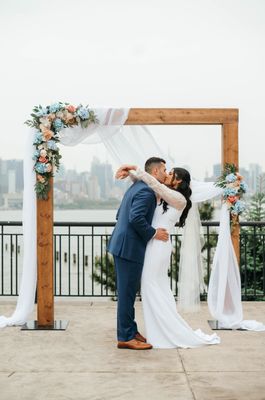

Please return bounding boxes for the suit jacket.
[107,180,157,264]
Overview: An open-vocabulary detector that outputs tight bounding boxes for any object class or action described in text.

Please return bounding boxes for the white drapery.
[178,181,265,330]
[0,131,37,328]
[0,107,264,331]
[177,181,223,313]
[208,204,265,330]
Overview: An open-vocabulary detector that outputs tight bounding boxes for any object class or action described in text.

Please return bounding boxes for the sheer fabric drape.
[208,204,265,330]
[0,130,37,327]
[177,182,223,313]
[179,181,265,330]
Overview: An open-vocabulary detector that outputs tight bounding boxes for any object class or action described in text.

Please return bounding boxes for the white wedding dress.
[131,168,220,349]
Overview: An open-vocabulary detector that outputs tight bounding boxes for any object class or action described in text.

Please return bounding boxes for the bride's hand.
[115,169,129,179]
[115,164,137,180]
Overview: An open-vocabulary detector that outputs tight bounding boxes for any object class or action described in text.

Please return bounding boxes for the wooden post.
[222,122,240,262]
[37,178,54,326]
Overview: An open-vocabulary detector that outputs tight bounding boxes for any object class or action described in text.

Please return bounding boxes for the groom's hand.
[154,228,169,242]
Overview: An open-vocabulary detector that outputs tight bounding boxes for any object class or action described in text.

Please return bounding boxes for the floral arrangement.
[25,102,97,200]
[215,163,248,227]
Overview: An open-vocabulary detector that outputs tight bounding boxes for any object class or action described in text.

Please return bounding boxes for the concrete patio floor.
[0,300,265,400]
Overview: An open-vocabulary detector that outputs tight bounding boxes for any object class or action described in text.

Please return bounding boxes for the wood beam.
[126,108,238,125]
[37,178,54,326]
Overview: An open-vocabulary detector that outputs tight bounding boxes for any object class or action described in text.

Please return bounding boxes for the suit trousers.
[114,256,143,342]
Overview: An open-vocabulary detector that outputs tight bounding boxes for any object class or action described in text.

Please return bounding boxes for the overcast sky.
[0,0,264,179]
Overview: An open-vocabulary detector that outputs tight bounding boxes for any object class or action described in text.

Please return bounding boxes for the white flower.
[39,117,51,128]
[40,149,47,157]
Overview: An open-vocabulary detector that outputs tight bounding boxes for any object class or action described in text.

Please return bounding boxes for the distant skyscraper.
[88,176,100,200]
[213,163,221,179]
[90,157,114,199]
[259,173,265,192]
[8,170,16,193]
[6,160,23,192]
[0,159,8,196]
[249,163,262,193]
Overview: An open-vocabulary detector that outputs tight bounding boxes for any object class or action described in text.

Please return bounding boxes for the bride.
[116,164,220,349]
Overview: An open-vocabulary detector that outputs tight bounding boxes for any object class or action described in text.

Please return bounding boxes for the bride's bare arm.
[130,167,187,211]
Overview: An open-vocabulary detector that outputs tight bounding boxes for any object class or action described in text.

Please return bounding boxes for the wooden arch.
[36,108,239,327]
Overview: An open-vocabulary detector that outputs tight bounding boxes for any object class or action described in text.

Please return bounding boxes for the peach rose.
[43,129,54,141]
[66,105,76,113]
[39,156,48,163]
[64,111,76,123]
[67,117,77,126]
[228,195,237,203]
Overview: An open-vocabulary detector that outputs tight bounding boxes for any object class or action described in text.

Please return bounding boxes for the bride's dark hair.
[161,167,192,228]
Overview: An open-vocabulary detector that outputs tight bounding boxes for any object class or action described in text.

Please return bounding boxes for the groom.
[108,157,169,350]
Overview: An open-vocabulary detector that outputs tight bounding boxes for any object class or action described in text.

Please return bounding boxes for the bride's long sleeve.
[130,168,187,211]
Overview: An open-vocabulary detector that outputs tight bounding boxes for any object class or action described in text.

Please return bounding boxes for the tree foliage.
[241,189,265,300]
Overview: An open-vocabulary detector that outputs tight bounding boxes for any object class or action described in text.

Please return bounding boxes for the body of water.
[0,209,119,296]
[0,207,221,223]
[0,209,118,223]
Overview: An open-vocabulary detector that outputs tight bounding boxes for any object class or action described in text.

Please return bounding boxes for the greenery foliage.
[199,201,214,221]
[92,240,117,298]
[240,189,265,300]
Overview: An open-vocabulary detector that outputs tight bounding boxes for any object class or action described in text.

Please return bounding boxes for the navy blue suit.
[108,180,157,341]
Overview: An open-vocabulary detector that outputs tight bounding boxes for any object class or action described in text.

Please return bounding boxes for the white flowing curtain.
[0,107,264,331]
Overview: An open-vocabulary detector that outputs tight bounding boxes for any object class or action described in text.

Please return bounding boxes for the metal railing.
[0,221,264,299]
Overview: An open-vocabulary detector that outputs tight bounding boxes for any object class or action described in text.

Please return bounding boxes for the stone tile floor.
[0,300,265,400]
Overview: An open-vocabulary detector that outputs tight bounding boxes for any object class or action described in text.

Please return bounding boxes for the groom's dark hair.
[145,157,166,173]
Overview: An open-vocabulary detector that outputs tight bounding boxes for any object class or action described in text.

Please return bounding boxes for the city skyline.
[1,156,264,209]
[0,152,263,179]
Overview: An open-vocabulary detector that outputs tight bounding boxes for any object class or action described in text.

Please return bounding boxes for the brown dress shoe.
[134,332,147,343]
[117,339,152,350]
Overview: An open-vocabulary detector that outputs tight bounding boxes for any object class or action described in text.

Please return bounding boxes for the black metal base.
[208,320,246,331]
[21,320,69,331]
